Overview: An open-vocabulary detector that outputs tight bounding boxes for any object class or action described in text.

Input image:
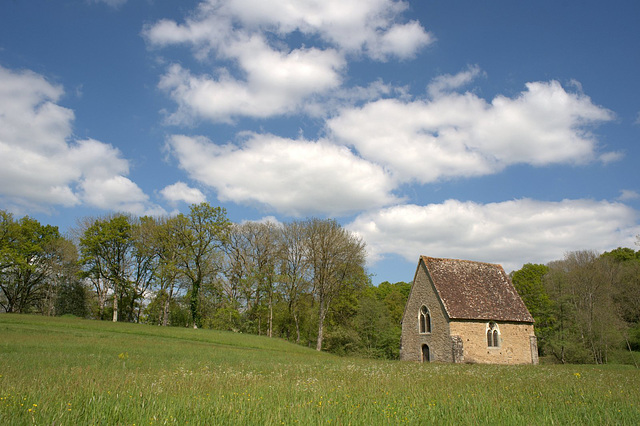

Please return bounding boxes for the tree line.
[512,248,640,365]
[0,205,409,359]
[3,205,639,363]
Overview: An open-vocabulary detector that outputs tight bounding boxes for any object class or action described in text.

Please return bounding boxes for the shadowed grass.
[1,314,639,424]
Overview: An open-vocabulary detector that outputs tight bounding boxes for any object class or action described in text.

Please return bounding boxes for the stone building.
[400,256,538,364]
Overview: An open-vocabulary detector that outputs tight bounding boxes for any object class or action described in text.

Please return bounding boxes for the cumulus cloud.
[0,65,161,216]
[160,182,206,205]
[144,0,431,122]
[329,79,615,183]
[145,0,431,59]
[166,133,399,216]
[348,198,640,271]
[158,42,345,123]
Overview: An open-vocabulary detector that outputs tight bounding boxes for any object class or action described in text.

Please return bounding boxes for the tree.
[543,251,626,364]
[0,213,65,314]
[602,248,640,353]
[79,215,133,322]
[149,216,186,326]
[172,203,231,328]
[304,218,367,351]
[55,278,88,317]
[511,263,554,355]
[278,220,311,343]
[127,216,160,322]
[544,259,586,363]
[42,237,81,316]
[238,221,279,336]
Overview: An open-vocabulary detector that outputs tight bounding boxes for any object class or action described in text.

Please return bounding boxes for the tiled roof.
[421,256,534,323]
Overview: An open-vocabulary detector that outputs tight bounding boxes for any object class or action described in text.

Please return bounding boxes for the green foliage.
[54,279,88,318]
[2,315,640,425]
[515,251,636,364]
[602,247,640,262]
[0,211,68,314]
[79,214,135,322]
[172,203,231,328]
[512,263,554,355]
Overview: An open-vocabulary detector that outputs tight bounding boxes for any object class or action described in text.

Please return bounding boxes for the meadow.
[1,314,639,425]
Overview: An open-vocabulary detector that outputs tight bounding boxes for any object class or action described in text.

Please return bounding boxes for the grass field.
[1,314,639,425]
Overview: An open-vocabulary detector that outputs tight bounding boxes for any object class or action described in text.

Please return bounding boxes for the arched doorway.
[421,344,430,362]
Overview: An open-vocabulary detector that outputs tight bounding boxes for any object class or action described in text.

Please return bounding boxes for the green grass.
[1,314,639,425]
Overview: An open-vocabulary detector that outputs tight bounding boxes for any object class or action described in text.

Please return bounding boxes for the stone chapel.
[400,256,538,364]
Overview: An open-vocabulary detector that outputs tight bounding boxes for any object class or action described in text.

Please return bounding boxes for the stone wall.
[449,321,537,364]
[400,262,453,362]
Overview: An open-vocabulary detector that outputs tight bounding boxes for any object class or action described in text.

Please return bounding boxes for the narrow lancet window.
[419,306,431,333]
[487,322,500,347]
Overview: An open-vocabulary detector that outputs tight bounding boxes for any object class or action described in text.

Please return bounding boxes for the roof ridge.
[421,255,503,268]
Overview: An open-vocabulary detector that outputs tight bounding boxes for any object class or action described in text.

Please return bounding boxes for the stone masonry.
[400,256,538,365]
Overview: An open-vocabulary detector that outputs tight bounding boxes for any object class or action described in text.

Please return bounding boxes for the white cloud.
[81,176,147,210]
[427,65,483,97]
[329,79,615,183]
[160,182,206,205]
[158,40,345,123]
[145,0,431,59]
[166,133,399,216]
[0,65,160,216]
[348,198,640,271]
[618,189,640,201]
[213,0,433,58]
[144,0,431,122]
[598,151,624,164]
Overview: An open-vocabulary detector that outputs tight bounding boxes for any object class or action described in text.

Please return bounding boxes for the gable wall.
[449,321,536,364]
[400,261,453,362]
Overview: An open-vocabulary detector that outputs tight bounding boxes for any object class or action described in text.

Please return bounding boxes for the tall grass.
[1,314,639,425]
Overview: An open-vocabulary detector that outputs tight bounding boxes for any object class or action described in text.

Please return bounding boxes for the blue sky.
[1,0,639,284]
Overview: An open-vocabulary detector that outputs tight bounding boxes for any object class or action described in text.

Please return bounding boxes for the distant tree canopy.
[512,248,640,364]
[2,205,638,363]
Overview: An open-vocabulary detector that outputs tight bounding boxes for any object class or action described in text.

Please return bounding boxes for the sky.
[1,0,639,284]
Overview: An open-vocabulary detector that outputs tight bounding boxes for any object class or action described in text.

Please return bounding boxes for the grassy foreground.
[1,315,639,425]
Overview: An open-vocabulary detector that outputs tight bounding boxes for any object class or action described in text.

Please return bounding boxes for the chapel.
[400,256,538,364]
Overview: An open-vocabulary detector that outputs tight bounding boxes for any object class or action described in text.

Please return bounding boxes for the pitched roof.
[420,256,534,323]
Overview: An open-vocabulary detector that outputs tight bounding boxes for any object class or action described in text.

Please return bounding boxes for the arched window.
[419,305,431,333]
[487,322,500,347]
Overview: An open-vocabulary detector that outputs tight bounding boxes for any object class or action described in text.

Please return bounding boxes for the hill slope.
[1,314,639,424]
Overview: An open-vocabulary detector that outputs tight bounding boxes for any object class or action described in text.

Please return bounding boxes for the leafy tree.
[149,216,187,326]
[171,203,231,328]
[544,259,588,363]
[601,248,640,353]
[42,237,81,316]
[0,213,65,313]
[127,217,160,322]
[543,251,627,364]
[304,218,367,351]
[374,281,411,325]
[55,278,88,317]
[79,215,133,322]
[78,215,160,323]
[511,263,554,354]
[231,221,279,336]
